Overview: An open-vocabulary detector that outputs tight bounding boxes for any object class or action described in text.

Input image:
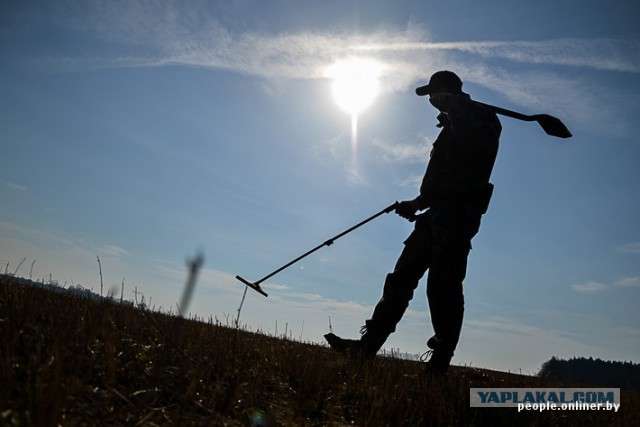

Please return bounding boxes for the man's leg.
[425,222,473,370]
[325,219,432,358]
[360,223,432,354]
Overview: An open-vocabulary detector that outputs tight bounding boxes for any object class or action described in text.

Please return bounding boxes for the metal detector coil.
[235,275,269,297]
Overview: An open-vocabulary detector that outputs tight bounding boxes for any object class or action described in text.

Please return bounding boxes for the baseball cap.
[415,71,463,96]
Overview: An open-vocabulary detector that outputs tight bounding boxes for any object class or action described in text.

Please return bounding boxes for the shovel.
[473,101,572,139]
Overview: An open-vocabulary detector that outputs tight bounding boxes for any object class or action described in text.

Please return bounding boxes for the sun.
[328,58,381,117]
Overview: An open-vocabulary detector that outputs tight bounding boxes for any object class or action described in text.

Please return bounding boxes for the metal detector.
[236,202,399,297]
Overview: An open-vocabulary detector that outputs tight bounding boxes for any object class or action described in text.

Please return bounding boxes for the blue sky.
[1,0,639,374]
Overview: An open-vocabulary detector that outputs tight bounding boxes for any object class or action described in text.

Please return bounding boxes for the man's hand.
[395,199,422,221]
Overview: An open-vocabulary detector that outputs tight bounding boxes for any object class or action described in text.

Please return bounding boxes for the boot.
[424,349,453,375]
[427,334,441,350]
[324,333,376,360]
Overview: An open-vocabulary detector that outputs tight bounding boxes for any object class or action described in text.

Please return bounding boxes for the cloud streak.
[617,242,640,254]
[0,179,27,191]
[7,2,632,137]
[571,281,609,294]
[5,1,635,136]
[96,244,131,258]
[358,39,640,72]
[572,276,640,293]
[17,3,638,90]
[372,137,431,164]
[616,276,640,288]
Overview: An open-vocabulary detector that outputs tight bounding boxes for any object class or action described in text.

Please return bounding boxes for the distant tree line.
[538,356,640,391]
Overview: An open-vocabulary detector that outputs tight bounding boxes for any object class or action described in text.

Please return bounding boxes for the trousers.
[364,204,482,354]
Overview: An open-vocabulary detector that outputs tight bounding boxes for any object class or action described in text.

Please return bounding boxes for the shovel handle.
[472,101,534,121]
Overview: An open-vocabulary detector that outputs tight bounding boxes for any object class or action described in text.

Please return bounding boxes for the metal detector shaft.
[236,201,399,297]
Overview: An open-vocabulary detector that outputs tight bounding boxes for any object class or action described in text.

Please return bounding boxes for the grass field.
[1,276,638,426]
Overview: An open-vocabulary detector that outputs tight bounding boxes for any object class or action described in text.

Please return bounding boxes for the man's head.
[415,71,463,96]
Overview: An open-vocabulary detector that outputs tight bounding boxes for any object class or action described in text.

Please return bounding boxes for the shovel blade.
[535,114,572,138]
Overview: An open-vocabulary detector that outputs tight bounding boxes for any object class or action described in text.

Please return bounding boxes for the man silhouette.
[325,71,501,374]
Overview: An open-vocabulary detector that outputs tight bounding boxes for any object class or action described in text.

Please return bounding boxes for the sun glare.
[329,58,381,117]
[327,58,381,177]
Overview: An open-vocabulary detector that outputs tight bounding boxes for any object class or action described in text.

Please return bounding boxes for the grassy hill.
[1,276,637,426]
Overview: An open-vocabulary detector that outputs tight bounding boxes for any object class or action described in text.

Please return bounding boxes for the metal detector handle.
[235,201,400,297]
[322,201,400,246]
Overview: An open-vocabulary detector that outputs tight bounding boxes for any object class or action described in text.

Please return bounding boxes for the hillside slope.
[1,277,637,426]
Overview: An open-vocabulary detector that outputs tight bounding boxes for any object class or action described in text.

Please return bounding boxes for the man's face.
[428,86,452,112]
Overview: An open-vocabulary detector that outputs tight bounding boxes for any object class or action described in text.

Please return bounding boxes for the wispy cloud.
[359,39,640,73]
[571,281,609,293]
[617,242,640,254]
[372,137,431,164]
[4,1,635,141]
[571,276,640,293]
[613,326,640,337]
[463,315,607,371]
[0,179,27,192]
[18,7,636,142]
[95,244,130,257]
[615,276,640,288]
[17,3,638,100]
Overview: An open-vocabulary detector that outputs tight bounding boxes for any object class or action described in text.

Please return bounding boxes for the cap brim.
[415,84,431,96]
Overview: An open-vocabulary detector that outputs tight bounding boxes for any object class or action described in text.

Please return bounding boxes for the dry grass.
[1,277,638,426]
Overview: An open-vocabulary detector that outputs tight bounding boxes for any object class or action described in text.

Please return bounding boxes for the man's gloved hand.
[395,199,421,221]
